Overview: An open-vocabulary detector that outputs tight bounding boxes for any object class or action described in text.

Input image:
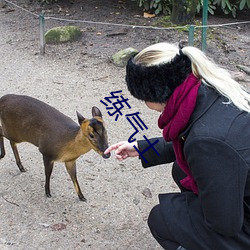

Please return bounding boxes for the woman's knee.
[148,204,161,233]
[148,205,179,249]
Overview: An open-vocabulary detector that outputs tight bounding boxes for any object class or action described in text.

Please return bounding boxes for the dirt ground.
[0,0,249,249]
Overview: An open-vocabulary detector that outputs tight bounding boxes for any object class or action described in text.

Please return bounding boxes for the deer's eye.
[89,133,94,139]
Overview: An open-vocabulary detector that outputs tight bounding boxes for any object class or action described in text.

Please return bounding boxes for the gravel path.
[0,4,176,250]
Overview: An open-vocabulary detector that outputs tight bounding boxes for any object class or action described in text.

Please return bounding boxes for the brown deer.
[0,94,110,201]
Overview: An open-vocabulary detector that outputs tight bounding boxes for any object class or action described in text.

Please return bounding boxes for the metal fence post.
[39,11,45,55]
[202,0,208,51]
[188,25,195,46]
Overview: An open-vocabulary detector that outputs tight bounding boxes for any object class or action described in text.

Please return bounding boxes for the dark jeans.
[148,162,188,250]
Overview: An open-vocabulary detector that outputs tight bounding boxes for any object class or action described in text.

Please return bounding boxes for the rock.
[112,47,138,67]
[0,0,5,8]
[133,197,140,205]
[142,187,152,198]
[236,65,250,76]
[231,71,247,82]
[39,223,50,228]
[45,26,82,44]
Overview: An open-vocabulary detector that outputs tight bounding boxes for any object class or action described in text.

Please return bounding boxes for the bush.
[135,0,172,15]
[212,0,250,17]
[136,0,250,17]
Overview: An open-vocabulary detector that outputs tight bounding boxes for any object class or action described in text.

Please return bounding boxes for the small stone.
[142,187,152,198]
[112,47,138,67]
[39,223,50,228]
[231,71,247,82]
[133,197,140,205]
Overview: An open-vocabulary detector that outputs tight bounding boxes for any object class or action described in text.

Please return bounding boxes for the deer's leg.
[43,155,54,198]
[10,141,25,172]
[0,127,5,159]
[65,161,86,202]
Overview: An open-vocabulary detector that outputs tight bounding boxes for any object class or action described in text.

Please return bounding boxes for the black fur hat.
[125,52,192,103]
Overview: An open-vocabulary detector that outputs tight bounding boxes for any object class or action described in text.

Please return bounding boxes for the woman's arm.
[138,137,175,168]
[104,137,175,168]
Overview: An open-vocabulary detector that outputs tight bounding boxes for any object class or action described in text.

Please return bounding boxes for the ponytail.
[182,46,250,112]
[133,42,250,112]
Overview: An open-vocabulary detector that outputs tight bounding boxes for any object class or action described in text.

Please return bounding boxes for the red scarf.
[158,73,200,194]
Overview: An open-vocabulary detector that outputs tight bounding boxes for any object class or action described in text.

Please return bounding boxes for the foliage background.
[38,0,250,18]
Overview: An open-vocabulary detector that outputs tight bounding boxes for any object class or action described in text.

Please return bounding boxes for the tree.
[171,0,199,25]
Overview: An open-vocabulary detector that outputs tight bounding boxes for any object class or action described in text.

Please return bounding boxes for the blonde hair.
[134,42,250,113]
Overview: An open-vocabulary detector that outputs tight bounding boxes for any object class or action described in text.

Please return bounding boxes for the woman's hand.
[104,141,139,160]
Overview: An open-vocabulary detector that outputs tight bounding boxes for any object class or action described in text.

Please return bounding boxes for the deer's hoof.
[79,196,87,202]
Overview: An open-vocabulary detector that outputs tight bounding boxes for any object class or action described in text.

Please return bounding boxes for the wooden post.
[39,11,45,55]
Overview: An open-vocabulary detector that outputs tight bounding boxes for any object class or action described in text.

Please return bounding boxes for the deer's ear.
[76,111,85,125]
[92,106,102,118]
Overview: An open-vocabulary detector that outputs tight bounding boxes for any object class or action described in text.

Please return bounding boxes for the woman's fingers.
[115,143,128,155]
[104,141,127,155]
[104,141,138,160]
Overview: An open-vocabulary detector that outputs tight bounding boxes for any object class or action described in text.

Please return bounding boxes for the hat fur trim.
[125,53,192,103]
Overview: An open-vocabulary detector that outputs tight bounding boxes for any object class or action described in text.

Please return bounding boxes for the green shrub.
[135,0,172,15]
[213,0,250,17]
[135,0,250,18]
[196,0,216,15]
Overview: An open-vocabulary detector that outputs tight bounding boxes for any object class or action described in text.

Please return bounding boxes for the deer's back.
[0,94,79,147]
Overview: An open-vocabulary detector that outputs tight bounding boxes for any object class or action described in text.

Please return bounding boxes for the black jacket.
[138,84,250,249]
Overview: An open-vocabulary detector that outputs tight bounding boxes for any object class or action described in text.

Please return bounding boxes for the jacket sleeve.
[185,136,248,237]
[137,137,176,168]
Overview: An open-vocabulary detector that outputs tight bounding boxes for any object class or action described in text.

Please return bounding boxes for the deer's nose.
[103,152,111,159]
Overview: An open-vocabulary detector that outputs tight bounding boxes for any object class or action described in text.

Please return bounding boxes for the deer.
[0,94,111,201]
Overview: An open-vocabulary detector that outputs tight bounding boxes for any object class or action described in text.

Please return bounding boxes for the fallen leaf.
[51,223,67,231]
[143,12,155,18]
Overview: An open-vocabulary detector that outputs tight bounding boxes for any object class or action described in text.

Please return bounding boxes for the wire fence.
[3,0,250,55]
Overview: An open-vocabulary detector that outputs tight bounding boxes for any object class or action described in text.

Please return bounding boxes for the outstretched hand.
[104,141,139,160]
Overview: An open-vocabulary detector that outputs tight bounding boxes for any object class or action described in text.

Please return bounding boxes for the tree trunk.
[171,0,198,25]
